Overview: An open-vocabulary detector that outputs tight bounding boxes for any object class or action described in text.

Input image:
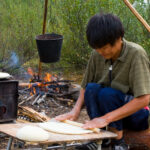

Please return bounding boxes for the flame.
[28,83,36,95]
[27,67,34,76]
[27,68,57,95]
[44,73,52,82]
[56,88,59,91]
[33,87,36,95]
[28,83,33,95]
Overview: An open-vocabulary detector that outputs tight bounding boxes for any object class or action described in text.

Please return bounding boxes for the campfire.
[18,67,80,122]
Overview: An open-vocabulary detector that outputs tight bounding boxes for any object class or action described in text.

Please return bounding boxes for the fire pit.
[18,68,80,121]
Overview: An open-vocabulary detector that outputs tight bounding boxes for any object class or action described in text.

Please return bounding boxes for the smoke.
[8,52,20,68]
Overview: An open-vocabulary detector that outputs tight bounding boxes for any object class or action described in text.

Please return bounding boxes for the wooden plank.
[0,122,117,145]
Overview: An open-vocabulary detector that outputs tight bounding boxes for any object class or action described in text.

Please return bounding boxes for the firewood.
[18,111,43,122]
[18,94,36,106]
[56,97,73,102]
[37,95,46,104]
[19,83,32,87]
[18,106,50,122]
[19,80,73,87]
[32,94,41,105]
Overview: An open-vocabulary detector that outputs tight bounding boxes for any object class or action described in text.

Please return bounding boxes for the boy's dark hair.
[86,13,124,49]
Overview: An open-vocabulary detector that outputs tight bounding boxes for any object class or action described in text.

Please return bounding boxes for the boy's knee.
[84,83,101,104]
[85,83,100,92]
[99,87,123,102]
[86,83,99,89]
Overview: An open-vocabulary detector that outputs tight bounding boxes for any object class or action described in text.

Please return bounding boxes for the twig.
[56,97,72,102]
[50,98,68,109]
[32,94,41,105]
[37,95,46,104]
[19,94,36,106]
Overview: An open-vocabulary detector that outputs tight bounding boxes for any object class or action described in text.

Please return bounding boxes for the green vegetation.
[0,0,149,72]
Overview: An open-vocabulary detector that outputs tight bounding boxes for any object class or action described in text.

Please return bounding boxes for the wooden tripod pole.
[38,0,48,77]
[123,0,150,32]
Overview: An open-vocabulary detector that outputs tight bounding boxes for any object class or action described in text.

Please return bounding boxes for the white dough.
[0,72,11,79]
[39,121,93,135]
[16,126,49,142]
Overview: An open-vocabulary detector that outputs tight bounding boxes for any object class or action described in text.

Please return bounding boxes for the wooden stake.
[123,0,150,32]
[38,0,49,77]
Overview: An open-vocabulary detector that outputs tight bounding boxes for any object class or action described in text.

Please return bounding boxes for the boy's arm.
[83,94,150,129]
[55,88,85,121]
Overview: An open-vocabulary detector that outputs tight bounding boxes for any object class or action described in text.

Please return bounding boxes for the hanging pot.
[36,33,63,63]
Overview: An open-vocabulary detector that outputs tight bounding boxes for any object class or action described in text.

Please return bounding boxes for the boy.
[56,13,150,150]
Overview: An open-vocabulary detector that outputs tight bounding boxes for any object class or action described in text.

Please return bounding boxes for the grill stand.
[7,137,13,150]
[6,137,103,150]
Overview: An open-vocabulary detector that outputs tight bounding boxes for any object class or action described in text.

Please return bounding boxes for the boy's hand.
[82,117,109,129]
[55,110,80,121]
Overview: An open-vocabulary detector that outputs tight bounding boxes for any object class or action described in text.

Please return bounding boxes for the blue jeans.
[84,83,149,131]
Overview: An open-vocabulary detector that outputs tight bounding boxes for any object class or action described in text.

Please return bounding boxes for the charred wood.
[32,94,42,105]
[37,95,46,104]
[19,94,36,106]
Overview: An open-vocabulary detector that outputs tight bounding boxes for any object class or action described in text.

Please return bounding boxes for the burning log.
[44,80,74,84]
[19,82,33,87]
[19,80,74,88]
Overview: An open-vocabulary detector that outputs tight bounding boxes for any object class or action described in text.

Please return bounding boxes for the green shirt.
[81,39,150,98]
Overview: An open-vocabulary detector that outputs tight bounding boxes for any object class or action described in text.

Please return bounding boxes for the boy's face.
[95,38,122,61]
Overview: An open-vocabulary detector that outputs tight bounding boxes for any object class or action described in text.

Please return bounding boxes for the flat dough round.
[16,126,49,142]
[39,121,93,135]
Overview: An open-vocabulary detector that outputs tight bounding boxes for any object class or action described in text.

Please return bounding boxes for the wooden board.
[0,122,117,145]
